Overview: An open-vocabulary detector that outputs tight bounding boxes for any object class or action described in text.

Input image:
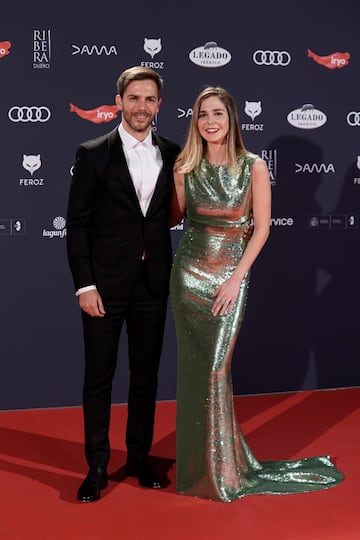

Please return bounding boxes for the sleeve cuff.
[75,285,97,297]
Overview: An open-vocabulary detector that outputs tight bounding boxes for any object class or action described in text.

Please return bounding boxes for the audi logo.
[347,111,360,127]
[8,106,51,123]
[253,50,291,66]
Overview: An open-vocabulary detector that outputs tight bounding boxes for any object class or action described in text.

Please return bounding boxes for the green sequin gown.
[170,153,343,502]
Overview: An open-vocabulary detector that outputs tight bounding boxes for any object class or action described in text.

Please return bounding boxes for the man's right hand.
[79,290,106,317]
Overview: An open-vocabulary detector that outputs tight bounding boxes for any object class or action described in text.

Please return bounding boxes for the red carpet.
[0,388,359,539]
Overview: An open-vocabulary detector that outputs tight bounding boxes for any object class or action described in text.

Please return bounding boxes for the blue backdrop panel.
[0,0,359,409]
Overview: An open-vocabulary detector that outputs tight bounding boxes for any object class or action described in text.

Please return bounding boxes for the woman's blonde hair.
[177,86,246,173]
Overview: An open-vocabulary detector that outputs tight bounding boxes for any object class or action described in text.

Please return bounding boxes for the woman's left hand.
[211,275,243,316]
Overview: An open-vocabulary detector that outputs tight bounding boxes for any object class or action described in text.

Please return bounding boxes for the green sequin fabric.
[170,153,343,502]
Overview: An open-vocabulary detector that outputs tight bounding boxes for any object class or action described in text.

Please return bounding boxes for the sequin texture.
[170,153,343,502]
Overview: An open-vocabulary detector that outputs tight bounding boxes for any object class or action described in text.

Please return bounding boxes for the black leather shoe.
[77,467,108,502]
[126,462,163,489]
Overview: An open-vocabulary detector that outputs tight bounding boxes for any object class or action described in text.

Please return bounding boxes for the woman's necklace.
[205,153,229,166]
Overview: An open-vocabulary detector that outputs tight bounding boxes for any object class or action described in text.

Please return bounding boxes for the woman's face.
[197,96,230,144]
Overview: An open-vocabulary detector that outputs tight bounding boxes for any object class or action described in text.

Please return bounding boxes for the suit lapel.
[107,128,171,217]
[108,128,143,214]
[146,132,170,216]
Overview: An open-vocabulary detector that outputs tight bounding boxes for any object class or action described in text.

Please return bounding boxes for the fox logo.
[244,101,262,121]
[144,38,162,59]
[22,154,41,175]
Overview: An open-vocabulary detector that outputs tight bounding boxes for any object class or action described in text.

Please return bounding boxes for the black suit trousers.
[81,262,168,469]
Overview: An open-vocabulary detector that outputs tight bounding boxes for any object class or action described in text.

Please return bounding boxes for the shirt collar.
[118,123,153,150]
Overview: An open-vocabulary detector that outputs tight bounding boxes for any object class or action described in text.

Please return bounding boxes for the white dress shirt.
[119,123,163,215]
[76,123,163,296]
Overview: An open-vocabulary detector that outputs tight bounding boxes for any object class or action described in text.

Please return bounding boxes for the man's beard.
[122,110,153,133]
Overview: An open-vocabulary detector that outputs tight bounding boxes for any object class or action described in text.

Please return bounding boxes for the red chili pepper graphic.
[69,103,119,123]
[0,41,11,59]
[307,49,350,69]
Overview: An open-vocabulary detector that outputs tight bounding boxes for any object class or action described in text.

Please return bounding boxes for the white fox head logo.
[144,38,162,59]
[244,101,262,121]
[22,154,41,175]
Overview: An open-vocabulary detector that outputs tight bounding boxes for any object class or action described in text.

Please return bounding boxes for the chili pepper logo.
[0,41,11,59]
[69,103,119,123]
[307,49,350,69]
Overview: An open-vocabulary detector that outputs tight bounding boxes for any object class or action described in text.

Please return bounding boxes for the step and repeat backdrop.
[1,0,359,409]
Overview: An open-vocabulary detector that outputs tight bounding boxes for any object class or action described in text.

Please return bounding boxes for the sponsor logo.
[141,37,164,69]
[22,154,41,175]
[244,101,261,121]
[43,216,67,238]
[140,60,164,69]
[144,37,161,58]
[295,163,335,174]
[189,41,231,68]
[308,215,358,229]
[151,113,158,132]
[177,107,193,119]
[307,49,350,69]
[253,49,291,66]
[353,156,360,185]
[33,29,51,69]
[8,106,51,123]
[271,217,294,226]
[20,154,44,186]
[347,215,357,227]
[242,100,264,132]
[347,112,360,127]
[287,103,327,129]
[0,218,26,235]
[261,149,277,186]
[69,103,118,124]
[13,220,24,232]
[171,219,184,231]
[72,44,118,56]
[0,40,11,59]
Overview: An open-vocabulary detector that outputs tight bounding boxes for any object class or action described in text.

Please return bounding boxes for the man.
[66,66,180,502]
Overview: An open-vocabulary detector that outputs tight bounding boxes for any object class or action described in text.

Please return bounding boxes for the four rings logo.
[253,50,291,66]
[8,106,51,123]
[347,112,360,127]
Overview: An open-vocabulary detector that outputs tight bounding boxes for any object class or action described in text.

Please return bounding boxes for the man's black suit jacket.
[66,127,180,303]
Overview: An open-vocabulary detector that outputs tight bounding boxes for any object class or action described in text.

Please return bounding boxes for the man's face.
[116,79,161,140]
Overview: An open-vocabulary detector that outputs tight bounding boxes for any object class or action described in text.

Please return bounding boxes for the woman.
[170,87,343,502]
